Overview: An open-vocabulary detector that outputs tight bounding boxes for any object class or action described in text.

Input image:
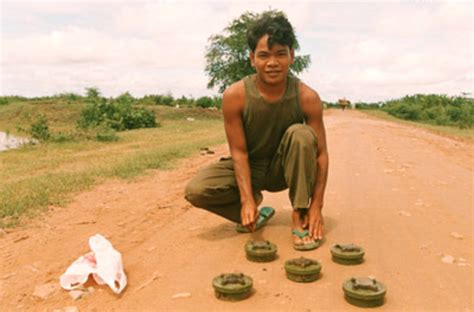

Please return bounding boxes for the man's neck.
[255,75,288,102]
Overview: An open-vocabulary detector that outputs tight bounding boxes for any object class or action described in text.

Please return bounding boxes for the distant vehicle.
[338,98,351,111]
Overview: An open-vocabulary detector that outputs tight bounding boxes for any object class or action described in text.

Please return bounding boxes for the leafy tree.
[205,10,311,93]
[85,87,101,100]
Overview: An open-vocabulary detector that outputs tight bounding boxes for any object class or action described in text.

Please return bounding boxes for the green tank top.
[243,74,305,160]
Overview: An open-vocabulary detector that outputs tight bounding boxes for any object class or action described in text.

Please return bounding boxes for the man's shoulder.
[222,78,248,114]
[298,81,321,104]
[224,78,246,95]
[223,79,246,101]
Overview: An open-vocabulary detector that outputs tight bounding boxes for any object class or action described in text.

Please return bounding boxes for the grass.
[0,98,85,136]
[360,110,474,141]
[0,101,225,227]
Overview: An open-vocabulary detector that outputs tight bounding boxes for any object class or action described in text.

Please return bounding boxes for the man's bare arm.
[299,82,329,239]
[222,82,258,231]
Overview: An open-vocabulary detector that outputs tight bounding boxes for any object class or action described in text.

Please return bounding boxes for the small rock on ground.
[172,292,191,299]
[450,232,464,239]
[69,290,84,301]
[32,283,58,300]
[441,255,455,264]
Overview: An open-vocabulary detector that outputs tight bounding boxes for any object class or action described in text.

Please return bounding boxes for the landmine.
[245,240,278,262]
[212,273,253,301]
[284,257,322,283]
[342,277,387,307]
[330,243,365,265]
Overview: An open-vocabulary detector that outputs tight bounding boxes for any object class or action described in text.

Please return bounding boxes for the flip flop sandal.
[292,229,320,251]
[236,206,275,233]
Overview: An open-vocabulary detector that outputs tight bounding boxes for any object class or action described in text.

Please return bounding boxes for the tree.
[205,10,311,93]
[85,87,101,100]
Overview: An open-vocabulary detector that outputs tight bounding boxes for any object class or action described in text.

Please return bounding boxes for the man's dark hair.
[246,11,296,52]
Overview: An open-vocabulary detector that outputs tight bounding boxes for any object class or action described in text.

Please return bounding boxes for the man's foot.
[292,209,319,251]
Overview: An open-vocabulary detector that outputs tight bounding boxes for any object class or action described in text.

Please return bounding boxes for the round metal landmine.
[212,273,253,301]
[284,257,322,283]
[342,277,387,307]
[330,243,365,265]
[245,240,278,262]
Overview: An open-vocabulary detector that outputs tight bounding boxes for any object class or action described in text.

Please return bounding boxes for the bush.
[381,94,473,128]
[122,107,158,130]
[459,102,474,129]
[176,95,195,107]
[0,95,28,103]
[78,97,159,131]
[116,92,134,105]
[323,102,339,109]
[447,105,462,122]
[384,102,422,121]
[29,115,51,142]
[55,93,82,101]
[77,98,107,128]
[159,95,174,106]
[355,103,380,110]
[212,96,222,109]
[196,96,214,108]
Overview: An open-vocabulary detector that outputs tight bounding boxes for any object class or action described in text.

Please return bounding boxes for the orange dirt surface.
[0,110,472,312]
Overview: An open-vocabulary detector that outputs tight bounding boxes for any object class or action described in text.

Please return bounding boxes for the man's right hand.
[240,202,259,232]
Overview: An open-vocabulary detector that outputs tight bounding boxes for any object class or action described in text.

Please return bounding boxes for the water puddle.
[0,132,30,152]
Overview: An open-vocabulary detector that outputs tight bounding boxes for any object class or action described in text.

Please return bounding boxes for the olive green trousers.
[184,124,318,223]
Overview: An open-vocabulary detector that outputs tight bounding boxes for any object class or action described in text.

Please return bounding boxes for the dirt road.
[1,110,472,312]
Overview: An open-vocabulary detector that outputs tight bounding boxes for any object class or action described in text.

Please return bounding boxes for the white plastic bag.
[60,234,127,294]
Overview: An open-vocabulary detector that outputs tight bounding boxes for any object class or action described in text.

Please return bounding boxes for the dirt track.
[1,110,472,312]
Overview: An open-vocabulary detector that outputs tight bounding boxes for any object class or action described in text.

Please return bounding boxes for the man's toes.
[293,235,304,245]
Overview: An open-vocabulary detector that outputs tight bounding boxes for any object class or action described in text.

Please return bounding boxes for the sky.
[0,0,472,103]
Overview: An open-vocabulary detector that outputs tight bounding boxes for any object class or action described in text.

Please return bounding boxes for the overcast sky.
[1,0,472,103]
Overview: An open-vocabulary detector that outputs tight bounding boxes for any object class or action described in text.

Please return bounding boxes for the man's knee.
[184,179,205,206]
[285,124,318,147]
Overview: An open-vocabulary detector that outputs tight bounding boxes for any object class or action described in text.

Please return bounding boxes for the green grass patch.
[360,110,474,141]
[0,103,225,227]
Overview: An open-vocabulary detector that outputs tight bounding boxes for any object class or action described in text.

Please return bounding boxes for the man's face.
[250,34,294,86]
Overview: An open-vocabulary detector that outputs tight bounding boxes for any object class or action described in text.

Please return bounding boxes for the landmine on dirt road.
[330,243,365,265]
[245,240,278,262]
[343,277,387,307]
[212,273,253,301]
[284,257,322,283]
